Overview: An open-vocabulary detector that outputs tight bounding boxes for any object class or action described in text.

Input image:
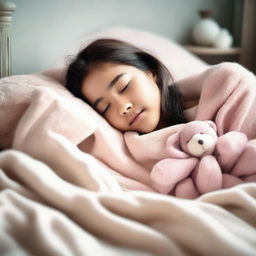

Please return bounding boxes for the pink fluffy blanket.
[0,63,256,197]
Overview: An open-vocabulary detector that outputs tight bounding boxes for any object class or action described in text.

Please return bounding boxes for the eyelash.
[102,104,110,115]
[102,82,131,115]
[119,82,130,93]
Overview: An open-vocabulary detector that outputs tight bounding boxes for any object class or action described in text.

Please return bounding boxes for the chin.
[139,123,158,133]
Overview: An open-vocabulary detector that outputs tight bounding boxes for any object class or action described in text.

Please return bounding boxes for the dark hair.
[65,38,187,127]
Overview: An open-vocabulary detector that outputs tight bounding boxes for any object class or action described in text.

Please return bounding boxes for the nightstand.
[185,0,255,72]
[184,45,241,65]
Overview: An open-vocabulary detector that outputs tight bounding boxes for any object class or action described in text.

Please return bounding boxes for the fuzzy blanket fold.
[0,62,256,255]
[195,63,256,138]
[0,150,256,256]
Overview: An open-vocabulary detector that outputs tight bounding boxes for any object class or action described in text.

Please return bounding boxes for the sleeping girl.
[65,38,256,196]
[65,38,256,141]
[65,38,192,133]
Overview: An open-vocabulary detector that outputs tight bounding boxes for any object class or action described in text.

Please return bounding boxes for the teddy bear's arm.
[231,140,256,177]
[215,131,247,172]
[150,158,198,194]
[194,155,222,194]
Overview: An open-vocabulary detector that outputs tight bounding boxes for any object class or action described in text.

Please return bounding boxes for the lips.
[129,109,144,126]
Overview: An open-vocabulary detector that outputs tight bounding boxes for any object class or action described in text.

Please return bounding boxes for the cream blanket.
[0,62,256,255]
[1,150,256,255]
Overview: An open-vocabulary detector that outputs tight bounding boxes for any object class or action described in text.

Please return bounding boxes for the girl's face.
[82,62,161,133]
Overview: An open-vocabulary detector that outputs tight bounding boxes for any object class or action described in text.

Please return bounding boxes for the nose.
[119,102,133,116]
[198,139,204,145]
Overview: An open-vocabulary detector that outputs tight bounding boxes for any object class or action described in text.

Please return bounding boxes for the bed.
[0,6,256,256]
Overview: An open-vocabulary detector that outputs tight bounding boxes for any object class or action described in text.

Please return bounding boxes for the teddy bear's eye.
[186,140,189,144]
[200,132,204,134]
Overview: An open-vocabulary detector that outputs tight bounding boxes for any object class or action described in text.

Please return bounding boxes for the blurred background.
[4,0,256,75]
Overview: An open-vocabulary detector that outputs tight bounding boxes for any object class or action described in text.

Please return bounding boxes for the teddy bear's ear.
[166,132,190,158]
[205,120,217,132]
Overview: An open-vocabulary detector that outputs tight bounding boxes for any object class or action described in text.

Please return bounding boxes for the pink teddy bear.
[150,120,251,198]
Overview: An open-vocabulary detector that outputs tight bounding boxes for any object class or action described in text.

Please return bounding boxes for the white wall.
[11,0,234,74]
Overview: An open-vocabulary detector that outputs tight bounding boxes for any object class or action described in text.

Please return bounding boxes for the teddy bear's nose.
[198,139,204,145]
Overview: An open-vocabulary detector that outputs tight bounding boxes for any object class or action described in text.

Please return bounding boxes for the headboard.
[0,0,16,78]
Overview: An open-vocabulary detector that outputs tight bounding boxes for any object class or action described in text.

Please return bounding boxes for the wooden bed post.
[0,0,16,78]
[240,0,256,73]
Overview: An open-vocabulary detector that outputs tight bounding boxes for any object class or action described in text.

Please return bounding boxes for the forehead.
[81,62,133,101]
[86,62,127,82]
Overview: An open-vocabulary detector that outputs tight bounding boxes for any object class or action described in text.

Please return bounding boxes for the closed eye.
[119,82,130,93]
[102,104,110,115]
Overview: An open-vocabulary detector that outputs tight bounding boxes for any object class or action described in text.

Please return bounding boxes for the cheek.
[135,79,160,104]
[145,86,161,111]
[105,112,127,131]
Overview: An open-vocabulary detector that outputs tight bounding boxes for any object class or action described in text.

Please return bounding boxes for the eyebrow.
[93,73,126,109]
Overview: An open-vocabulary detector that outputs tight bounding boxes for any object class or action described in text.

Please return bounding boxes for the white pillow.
[42,26,208,83]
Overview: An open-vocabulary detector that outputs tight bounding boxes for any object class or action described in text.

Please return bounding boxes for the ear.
[205,120,217,132]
